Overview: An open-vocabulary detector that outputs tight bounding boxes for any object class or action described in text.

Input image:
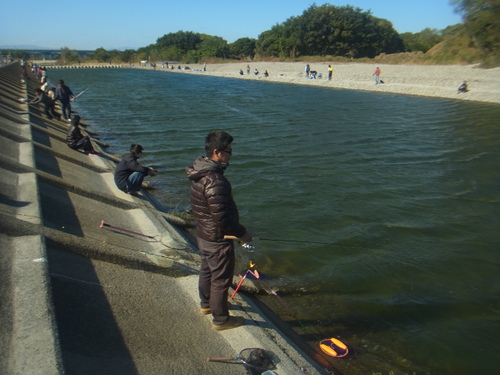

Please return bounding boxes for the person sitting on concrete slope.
[66,115,97,155]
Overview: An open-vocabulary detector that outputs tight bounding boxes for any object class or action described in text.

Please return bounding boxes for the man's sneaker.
[212,316,245,331]
[200,302,232,315]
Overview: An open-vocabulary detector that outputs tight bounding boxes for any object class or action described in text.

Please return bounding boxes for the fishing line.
[236,260,324,342]
[252,271,352,365]
[242,264,351,362]
[225,235,368,249]
[99,220,196,252]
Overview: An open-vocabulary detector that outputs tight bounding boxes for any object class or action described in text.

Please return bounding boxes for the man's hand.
[238,232,253,243]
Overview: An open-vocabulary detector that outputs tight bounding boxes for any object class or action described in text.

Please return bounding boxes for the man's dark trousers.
[197,238,235,325]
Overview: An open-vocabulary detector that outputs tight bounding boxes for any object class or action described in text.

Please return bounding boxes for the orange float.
[319,338,349,358]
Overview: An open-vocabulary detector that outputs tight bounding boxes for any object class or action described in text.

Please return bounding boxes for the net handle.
[207,357,237,362]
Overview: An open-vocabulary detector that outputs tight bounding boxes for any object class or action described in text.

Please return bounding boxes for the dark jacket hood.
[71,115,81,126]
[186,156,228,181]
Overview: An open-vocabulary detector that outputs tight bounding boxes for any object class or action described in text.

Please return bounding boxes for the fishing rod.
[99,220,154,239]
[71,86,92,101]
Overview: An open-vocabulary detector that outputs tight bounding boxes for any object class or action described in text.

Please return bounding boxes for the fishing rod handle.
[224,235,260,240]
[207,357,234,362]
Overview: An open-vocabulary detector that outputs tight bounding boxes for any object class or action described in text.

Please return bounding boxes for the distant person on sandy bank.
[328,65,333,80]
[373,66,381,84]
[66,115,97,155]
[114,144,156,195]
[246,65,250,75]
[305,64,310,77]
[239,69,244,75]
[457,81,469,94]
[30,87,60,120]
[263,70,269,77]
[254,68,259,76]
[56,79,75,121]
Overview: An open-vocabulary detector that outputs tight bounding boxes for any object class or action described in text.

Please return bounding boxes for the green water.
[54,68,499,374]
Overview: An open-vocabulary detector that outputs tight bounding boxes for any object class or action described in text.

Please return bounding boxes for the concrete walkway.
[0,62,327,375]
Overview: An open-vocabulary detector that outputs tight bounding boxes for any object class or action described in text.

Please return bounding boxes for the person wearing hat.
[114,144,156,195]
[66,115,97,154]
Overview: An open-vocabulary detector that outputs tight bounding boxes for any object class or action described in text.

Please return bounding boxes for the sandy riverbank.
[167,61,500,104]
[37,59,500,104]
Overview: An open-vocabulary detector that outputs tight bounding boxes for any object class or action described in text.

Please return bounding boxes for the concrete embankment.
[0,62,328,375]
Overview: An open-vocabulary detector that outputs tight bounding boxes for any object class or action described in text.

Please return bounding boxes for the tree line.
[4,1,498,66]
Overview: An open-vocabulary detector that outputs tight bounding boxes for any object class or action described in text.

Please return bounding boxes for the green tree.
[256,4,404,58]
[451,0,500,57]
[4,50,31,60]
[120,49,136,63]
[255,26,288,58]
[401,28,445,52]
[92,47,110,62]
[59,47,79,63]
[157,30,202,52]
[255,22,302,58]
[198,35,229,60]
[441,23,464,37]
[229,37,257,59]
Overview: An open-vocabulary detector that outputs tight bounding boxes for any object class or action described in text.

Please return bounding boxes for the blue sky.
[0,0,462,50]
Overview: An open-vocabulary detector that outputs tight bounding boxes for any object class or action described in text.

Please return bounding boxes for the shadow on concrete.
[0,236,14,371]
[0,193,30,207]
[34,146,62,177]
[32,126,53,149]
[47,245,138,375]
[39,180,83,236]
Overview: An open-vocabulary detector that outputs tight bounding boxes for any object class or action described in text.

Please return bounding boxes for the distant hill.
[425,29,483,64]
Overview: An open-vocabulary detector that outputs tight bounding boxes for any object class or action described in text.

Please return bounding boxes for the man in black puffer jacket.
[186,131,252,330]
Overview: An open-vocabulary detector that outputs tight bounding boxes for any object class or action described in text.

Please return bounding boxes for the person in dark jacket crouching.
[185,131,252,330]
[66,115,97,154]
[114,144,155,195]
